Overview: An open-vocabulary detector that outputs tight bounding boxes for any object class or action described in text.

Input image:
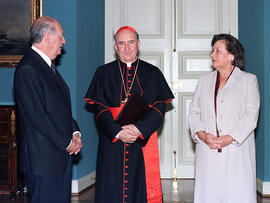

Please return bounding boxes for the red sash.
[109,106,162,203]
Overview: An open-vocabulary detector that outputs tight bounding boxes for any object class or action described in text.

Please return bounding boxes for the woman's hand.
[197,131,234,149]
[215,135,234,149]
[197,131,219,149]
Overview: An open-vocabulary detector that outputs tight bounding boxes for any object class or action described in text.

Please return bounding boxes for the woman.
[188,34,260,203]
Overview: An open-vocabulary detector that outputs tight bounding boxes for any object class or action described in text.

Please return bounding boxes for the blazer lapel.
[222,67,241,90]
[209,70,217,97]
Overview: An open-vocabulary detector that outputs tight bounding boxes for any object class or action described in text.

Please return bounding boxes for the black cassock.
[85,59,174,203]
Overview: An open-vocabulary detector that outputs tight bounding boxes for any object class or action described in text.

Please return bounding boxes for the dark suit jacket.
[14,48,79,175]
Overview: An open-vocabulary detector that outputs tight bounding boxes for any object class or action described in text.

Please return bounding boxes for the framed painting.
[0,0,42,68]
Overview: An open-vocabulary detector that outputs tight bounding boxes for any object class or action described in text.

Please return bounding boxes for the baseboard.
[256,177,270,196]
[71,174,269,195]
[71,171,96,194]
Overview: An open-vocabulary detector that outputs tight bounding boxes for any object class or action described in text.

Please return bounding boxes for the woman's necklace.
[117,58,139,103]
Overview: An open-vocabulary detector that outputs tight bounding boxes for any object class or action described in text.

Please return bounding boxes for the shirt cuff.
[115,132,120,139]
[112,132,120,143]
[66,140,72,150]
[73,131,81,137]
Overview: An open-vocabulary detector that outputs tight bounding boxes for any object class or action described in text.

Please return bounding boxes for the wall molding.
[0,102,15,106]
[72,171,96,194]
[257,177,270,196]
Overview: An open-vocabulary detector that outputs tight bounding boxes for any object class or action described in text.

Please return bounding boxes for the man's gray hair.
[30,16,58,44]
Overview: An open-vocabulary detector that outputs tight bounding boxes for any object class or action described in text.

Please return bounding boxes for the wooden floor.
[1,179,270,203]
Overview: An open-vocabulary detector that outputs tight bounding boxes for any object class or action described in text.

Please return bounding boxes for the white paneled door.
[105,0,238,178]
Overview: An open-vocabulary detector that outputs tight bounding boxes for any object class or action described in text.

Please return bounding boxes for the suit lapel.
[29,49,70,100]
[54,69,70,100]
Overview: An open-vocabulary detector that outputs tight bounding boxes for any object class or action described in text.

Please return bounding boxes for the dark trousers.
[25,157,72,203]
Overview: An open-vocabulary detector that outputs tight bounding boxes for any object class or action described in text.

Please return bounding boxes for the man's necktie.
[51,63,56,74]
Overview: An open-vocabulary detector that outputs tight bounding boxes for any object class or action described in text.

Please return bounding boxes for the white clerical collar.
[126,62,132,68]
[31,45,52,67]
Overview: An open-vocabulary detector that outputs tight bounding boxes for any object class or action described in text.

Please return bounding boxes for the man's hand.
[122,124,141,135]
[118,127,139,143]
[67,133,82,155]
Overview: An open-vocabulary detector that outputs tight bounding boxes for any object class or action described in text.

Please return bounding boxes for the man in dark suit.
[14,16,82,203]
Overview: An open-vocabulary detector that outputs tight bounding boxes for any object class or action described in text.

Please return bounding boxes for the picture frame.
[0,0,42,68]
